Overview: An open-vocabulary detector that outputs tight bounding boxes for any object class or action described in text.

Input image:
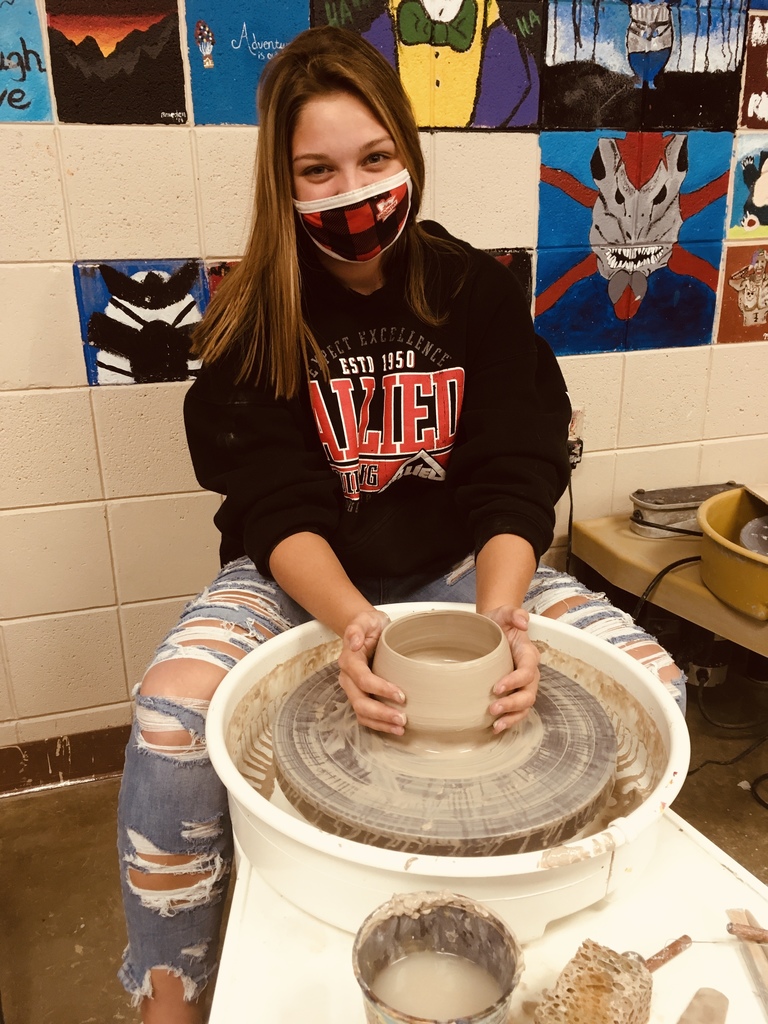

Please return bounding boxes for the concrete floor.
[0,679,766,1024]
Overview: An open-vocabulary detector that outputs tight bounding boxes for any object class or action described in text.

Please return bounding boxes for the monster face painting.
[536,130,730,353]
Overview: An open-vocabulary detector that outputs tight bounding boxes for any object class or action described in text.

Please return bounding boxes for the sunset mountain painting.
[45,0,187,124]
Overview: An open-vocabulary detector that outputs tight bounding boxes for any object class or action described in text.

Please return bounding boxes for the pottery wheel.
[272,663,618,856]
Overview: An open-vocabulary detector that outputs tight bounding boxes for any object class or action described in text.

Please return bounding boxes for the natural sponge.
[534,938,652,1024]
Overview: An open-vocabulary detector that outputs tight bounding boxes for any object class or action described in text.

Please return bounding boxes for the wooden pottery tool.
[674,988,728,1024]
[727,908,768,1020]
[622,935,693,972]
[726,921,768,944]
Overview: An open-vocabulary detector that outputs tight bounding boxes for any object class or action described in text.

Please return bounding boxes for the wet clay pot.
[372,610,512,746]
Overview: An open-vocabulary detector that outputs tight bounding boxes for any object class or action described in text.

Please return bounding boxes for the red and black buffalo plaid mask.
[293,169,412,263]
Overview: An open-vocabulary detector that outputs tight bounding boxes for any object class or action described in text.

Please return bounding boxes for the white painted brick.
[419,130,436,220]
[120,596,192,689]
[3,608,127,718]
[706,340,768,438]
[0,265,85,389]
[565,451,616,526]
[59,126,200,259]
[91,382,199,498]
[0,505,116,618]
[0,126,70,260]
[196,127,258,258]
[619,347,711,447]
[0,390,102,510]
[612,443,702,514]
[432,132,539,248]
[108,492,221,603]
[0,643,15,721]
[700,436,768,485]
[557,352,623,451]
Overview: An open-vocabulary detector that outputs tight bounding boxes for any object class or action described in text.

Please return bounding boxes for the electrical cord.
[687,733,767,775]
[752,773,768,810]
[631,555,702,622]
[630,511,703,536]
[565,472,575,576]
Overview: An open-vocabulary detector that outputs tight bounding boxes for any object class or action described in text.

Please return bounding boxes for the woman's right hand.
[337,609,407,735]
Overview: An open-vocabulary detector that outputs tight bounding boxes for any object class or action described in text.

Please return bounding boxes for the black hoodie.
[184,223,571,579]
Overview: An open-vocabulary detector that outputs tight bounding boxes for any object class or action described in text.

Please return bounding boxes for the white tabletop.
[211,810,768,1023]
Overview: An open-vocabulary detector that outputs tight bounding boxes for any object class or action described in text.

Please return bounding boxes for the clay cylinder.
[352,890,523,1024]
[372,610,512,744]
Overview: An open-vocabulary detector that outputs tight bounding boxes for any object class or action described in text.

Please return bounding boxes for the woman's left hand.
[482,605,540,731]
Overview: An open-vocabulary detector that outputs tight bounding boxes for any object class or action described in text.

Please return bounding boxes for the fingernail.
[493,719,505,733]
[395,713,407,726]
[490,702,502,716]
[395,690,405,703]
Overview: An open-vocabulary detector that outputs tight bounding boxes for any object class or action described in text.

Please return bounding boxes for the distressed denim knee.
[524,565,687,713]
[117,557,312,1005]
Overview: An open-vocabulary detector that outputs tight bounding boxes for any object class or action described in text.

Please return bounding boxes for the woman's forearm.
[268,531,375,636]
[475,534,537,614]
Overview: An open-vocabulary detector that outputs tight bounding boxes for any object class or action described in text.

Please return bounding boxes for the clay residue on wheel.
[535,642,666,826]
[227,639,342,800]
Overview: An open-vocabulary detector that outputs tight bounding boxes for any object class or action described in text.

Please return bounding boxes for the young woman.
[117,25,686,1023]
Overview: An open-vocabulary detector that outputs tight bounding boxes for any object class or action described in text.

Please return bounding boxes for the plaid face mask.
[293,168,412,263]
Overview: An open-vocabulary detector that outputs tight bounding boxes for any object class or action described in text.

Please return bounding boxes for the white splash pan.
[207,603,690,943]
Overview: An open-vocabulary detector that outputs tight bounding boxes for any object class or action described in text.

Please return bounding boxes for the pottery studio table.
[570,514,767,657]
[209,809,768,1022]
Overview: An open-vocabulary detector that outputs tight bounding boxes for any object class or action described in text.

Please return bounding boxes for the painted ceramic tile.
[535,246,630,354]
[740,13,768,128]
[728,134,768,238]
[536,130,728,353]
[485,248,534,303]
[312,0,542,128]
[542,0,746,131]
[624,240,721,348]
[205,260,239,297]
[45,1,187,125]
[74,260,208,385]
[187,2,309,125]
[0,0,52,121]
[716,242,768,341]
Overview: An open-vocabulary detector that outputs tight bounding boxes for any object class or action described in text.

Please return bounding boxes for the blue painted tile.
[728,133,768,238]
[73,260,209,386]
[0,0,52,122]
[542,0,746,130]
[187,1,309,125]
[539,131,613,250]
[534,245,630,355]
[542,0,643,130]
[623,241,721,349]
[676,131,732,245]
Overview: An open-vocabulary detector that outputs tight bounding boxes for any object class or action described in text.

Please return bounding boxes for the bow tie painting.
[397,0,478,52]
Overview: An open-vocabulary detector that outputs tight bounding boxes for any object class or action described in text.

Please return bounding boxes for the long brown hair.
[193,26,463,398]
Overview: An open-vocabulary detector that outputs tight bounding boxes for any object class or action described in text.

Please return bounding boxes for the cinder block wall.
[1,11,768,750]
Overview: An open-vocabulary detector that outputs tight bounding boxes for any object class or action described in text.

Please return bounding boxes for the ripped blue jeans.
[117,556,686,1005]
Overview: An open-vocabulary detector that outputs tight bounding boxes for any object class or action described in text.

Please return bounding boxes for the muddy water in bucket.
[353,891,523,1024]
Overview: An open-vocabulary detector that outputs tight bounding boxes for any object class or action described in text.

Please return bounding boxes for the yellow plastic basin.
[697,488,768,620]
